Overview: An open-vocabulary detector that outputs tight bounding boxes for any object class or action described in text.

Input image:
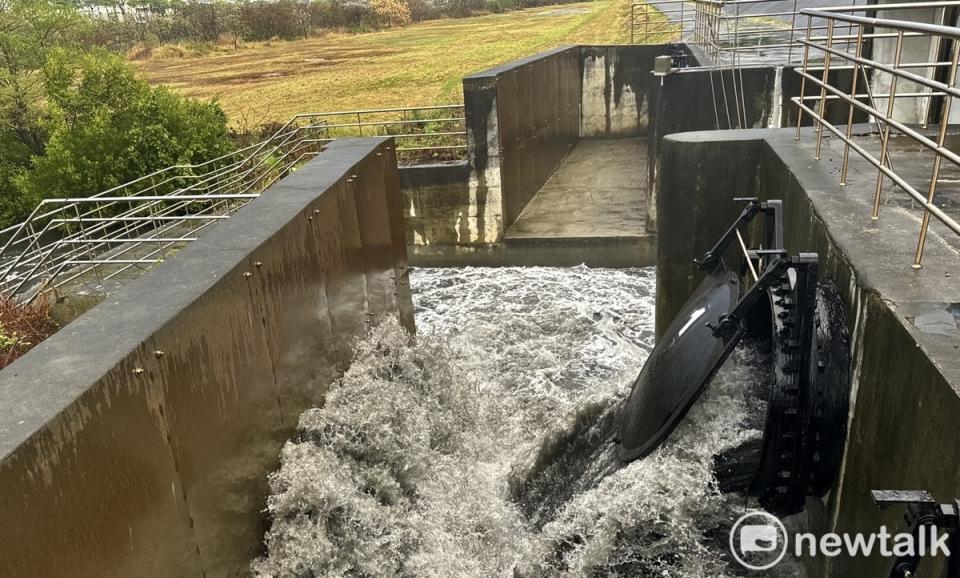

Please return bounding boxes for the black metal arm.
[708,253,818,341]
[695,198,784,273]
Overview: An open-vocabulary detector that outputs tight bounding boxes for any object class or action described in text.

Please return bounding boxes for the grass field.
[138,0,634,124]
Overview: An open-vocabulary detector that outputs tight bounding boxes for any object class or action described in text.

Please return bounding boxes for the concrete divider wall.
[0,138,414,577]
[654,133,765,333]
[646,66,778,234]
[411,44,675,255]
[470,46,582,232]
[396,47,585,264]
[657,129,960,577]
[646,65,861,232]
[580,44,684,138]
[399,162,471,246]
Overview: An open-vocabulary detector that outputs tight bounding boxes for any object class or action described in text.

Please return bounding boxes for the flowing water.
[251,266,778,577]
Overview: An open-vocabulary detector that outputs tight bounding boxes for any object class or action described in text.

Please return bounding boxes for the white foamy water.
[252,266,772,577]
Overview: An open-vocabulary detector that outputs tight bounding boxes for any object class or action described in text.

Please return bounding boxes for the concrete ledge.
[409,235,655,268]
[0,138,414,577]
[464,45,576,79]
[399,161,470,188]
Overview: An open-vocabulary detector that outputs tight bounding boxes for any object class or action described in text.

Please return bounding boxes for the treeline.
[78,0,570,50]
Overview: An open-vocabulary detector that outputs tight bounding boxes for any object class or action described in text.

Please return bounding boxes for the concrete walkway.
[506,138,648,239]
[502,138,652,267]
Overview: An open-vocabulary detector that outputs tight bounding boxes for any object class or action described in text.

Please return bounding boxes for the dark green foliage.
[15,50,231,203]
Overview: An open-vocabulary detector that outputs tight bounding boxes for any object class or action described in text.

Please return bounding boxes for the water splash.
[252,266,772,577]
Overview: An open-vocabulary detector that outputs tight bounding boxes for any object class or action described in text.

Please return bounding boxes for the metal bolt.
[133,368,145,375]
[243,271,253,278]
[255,261,263,268]
[154,350,165,359]
[308,216,314,221]
[313,209,320,214]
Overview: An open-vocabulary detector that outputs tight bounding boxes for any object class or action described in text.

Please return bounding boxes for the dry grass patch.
[138,0,631,123]
[0,297,55,370]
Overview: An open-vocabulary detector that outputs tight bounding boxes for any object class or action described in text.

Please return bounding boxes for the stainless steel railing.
[630,1,686,44]
[630,0,870,65]
[792,4,960,268]
[0,105,466,301]
[294,104,467,163]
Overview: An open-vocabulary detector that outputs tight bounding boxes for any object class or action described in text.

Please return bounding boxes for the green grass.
[138,0,633,123]
[629,2,681,44]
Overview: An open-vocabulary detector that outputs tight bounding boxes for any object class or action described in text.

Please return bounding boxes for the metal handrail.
[628,0,960,266]
[0,104,467,301]
[792,7,960,268]
[628,0,960,66]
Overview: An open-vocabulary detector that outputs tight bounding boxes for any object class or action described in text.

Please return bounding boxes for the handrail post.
[913,38,960,268]
[796,14,813,140]
[872,29,905,220]
[646,3,650,42]
[788,0,799,63]
[841,24,865,186]
[679,0,685,42]
[815,19,836,160]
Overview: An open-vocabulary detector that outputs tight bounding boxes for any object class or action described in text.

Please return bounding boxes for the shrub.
[15,49,232,204]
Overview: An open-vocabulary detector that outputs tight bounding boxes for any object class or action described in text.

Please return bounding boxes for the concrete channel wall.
[401,45,857,253]
[645,65,861,232]
[404,45,675,257]
[657,128,960,577]
[581,44,682,137]
[403,46,581,261]
[399,161,471,246]
[0,138,414,577]
[463,46,581,236]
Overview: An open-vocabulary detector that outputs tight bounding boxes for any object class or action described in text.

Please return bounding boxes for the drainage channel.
[251,265,808,577]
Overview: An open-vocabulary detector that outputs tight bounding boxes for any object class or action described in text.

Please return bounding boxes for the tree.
[0,0,85,225]
[15,49,232,205]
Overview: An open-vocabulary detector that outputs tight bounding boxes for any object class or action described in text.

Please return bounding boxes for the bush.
[15,49,232,204]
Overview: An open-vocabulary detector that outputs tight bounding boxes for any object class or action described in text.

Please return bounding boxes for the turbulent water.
[252,266,773,577]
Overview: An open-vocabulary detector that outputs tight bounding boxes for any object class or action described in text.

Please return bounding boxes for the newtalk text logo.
[729,511,952,571]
